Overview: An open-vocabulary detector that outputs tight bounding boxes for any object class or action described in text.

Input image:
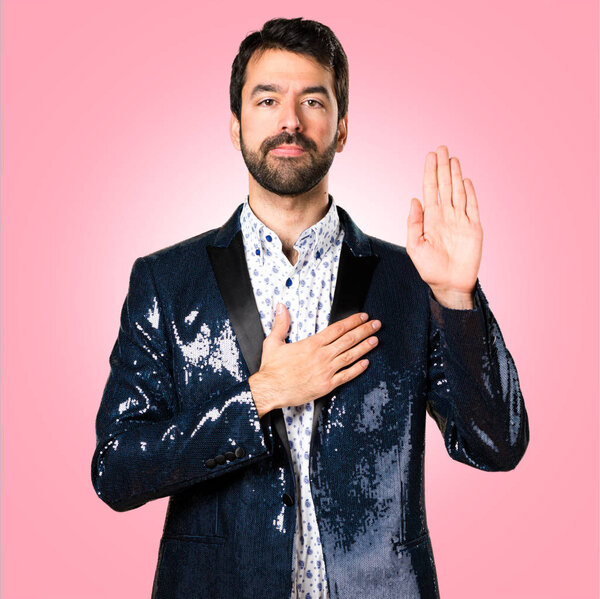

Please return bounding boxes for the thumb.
[406,197,424,252]
[267,302,290,343]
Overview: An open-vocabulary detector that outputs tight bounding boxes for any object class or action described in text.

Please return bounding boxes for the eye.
[258,98,275,107]
[304,99,324,108]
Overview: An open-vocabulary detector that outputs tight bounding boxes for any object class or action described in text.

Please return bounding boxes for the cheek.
[301,117,334,145]
[241,115,275,147]
[317,123,339,148]
[314,114,338,138]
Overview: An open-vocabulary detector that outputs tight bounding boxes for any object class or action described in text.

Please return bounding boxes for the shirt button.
[286,278,292,287]
[215,454,226,465]
[266,234,272,242]
[205,458,217,469]
[224,451,236,461]
[234,447,246,458]
[282,493,294,506]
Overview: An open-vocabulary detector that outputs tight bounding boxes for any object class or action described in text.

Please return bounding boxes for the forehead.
[242,49,335,95]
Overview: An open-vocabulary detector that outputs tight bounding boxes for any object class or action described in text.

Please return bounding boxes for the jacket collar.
[211,195,374,257]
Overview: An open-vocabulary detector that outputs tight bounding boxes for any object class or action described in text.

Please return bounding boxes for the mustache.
[261,132,317,154]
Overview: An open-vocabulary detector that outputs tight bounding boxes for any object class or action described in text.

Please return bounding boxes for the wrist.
[248,372,278,418]
[429,286,475,310]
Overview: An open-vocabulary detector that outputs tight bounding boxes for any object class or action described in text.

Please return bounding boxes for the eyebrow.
[249,84,332,101]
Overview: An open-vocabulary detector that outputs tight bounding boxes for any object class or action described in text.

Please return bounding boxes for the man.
[91,17,529,599]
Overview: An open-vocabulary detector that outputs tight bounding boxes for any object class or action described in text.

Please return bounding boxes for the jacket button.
[234,447,246,458]
[215,454,226,465]
[205,458,217,469]
[282,493,294,507]
[225,451,236,461]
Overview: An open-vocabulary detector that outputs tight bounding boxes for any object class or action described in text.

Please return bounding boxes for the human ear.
[230,112,241,151]
[336,113,348,152]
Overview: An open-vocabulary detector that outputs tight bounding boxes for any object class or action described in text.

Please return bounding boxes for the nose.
[278,98,302,132]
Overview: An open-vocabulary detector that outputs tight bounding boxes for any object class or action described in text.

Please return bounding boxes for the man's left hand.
[406,145,483,310]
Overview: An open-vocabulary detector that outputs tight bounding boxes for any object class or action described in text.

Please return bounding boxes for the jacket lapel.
[206,230,264,375]
[206,202,379,462]
[311,242,380,439]
[206,216,292,463]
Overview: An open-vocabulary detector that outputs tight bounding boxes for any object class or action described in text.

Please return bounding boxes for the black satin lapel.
[329,243,380,323]
[206,231,264,375]
[312,243,380,437]
[271,410,292,465]
[206,231,292,462]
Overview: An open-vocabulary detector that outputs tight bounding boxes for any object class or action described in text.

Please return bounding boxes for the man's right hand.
[248,303,381,418]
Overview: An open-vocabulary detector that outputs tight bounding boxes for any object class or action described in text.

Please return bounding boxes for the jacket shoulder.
[365,233,427,288]
[138,204,242,271]
[142,227,219,262]
[367,234,408,257]
[367,234,412,266]
[128,227,223,292]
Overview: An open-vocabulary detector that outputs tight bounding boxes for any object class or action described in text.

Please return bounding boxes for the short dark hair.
[230,18,349,123]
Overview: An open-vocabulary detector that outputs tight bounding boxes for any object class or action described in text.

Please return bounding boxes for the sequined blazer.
[91,201,529,599]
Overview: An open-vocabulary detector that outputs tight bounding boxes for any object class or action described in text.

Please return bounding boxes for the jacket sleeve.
[425,279,529,471]
[91,257,273,512]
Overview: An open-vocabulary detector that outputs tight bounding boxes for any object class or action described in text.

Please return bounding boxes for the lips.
[270,145,305,156]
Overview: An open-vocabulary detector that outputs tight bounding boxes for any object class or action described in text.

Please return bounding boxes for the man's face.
[230,49,347,196]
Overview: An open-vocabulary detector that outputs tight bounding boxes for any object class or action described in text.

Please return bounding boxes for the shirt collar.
[240,195,341,266]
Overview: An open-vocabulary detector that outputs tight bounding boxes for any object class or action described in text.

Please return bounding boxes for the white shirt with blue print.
[240,196,344,599]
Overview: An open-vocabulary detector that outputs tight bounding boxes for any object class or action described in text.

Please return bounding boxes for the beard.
[239,128,338,196]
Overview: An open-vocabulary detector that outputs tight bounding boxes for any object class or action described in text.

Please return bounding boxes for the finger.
[331,335,378,372]
[266,302,290,343]
[464,178,480,222]
[328,319,381,357]
[436,145,453,213]
[330,358,370,388]
[406,197,424,251]
[450,157,467,215]
[423,152,438,211]
[316,312,369,346]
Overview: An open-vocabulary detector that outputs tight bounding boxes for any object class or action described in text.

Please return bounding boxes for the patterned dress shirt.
[240,195,345,599]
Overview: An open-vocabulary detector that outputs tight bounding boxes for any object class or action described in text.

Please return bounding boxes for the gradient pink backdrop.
[2,1,598,598]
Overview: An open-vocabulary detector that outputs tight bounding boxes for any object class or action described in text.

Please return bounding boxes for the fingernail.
[372,320,381,329]
[276,303,282,314]
[360,313,368,322]
[368,337,378,346]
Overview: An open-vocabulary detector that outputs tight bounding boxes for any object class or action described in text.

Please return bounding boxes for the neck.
[247,175,331,265]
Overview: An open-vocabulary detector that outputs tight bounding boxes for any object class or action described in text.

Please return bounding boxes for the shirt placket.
[240,200,338,599]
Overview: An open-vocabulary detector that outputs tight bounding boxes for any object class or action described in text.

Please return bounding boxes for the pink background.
[2,1,598,598]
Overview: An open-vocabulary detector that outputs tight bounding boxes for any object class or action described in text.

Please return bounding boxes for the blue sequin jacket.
[91,202,529,599]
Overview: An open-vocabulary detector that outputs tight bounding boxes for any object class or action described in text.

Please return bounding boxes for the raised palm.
[406,145,483,305]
